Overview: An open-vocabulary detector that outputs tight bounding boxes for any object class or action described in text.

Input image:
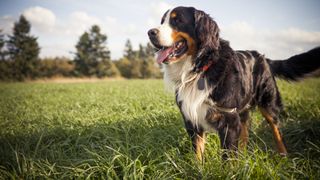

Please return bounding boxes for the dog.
[148,6,320,160]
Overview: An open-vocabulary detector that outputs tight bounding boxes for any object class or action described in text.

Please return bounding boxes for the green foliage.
[0,17,160,81]
[141,57,162,79]
[6,15,40,81]
[116,41,161,79]
[0,30,12,80]
[0,17,161,81]
[38,57,75,78]
[145,42,156,58]
[0,79,319,179]
[0,30,5,61]
[74,25,118,78]
[130,59,143,78]
[115,57,132,78]
[139,44,162,78]
[123,39,136,60]
[0,60,14,80]
[96,59,120,78]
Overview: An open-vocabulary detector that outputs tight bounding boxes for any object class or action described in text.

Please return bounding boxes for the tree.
[130,58,142,78]
[123,39,136,60]
[0,30,5,61]
[116,42,161,79]
[7,15,40,80]
[145,42,155,58]
[116,39,141,78]
[0,29,11,80]
[138,44,146,60]
[74,31,92,76]
[115,57,132,78]
[139,44,149,78]
[38,57,75,78]
[96,59,120,78]
[138,43,161,78]
[74,25,118,77]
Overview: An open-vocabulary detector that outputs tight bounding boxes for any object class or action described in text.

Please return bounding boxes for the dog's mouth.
[156,39,188,64]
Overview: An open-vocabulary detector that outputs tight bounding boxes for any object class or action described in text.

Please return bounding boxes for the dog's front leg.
[184,120,205,162]
[217,114,241,159]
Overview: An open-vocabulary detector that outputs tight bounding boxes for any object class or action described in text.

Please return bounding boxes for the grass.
[0,79,319,179]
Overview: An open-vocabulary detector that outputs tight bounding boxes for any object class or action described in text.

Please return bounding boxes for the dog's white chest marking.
[164,58,213,131]
[177,80,212,131]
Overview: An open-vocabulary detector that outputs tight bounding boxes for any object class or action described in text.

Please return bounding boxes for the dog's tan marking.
[171,31,196,57]
[195,132,205,161]
[260,108,287,156]
[170,11,177,18]
[239,121,249,149]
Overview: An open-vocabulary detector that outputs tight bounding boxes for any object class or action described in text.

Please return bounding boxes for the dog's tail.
[268,47,320,81]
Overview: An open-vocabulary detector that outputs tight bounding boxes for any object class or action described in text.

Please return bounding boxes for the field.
[0,79,320,179]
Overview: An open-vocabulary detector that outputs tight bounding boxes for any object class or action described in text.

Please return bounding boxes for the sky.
[0,0,320,60]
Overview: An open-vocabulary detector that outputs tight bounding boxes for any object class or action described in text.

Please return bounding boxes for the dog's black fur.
[148,6,320,158]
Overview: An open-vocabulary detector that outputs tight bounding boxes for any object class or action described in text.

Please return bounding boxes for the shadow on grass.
[0,114,193,178]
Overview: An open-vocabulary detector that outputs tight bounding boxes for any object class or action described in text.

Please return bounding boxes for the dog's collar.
[193,60,214,74]
[201,61,213,73]
[206,101,251,114]
[197,61,214,90]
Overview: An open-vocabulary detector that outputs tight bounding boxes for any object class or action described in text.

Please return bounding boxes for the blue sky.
[0,0,320,59]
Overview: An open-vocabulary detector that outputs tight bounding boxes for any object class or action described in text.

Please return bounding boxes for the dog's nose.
[148,28,159,37]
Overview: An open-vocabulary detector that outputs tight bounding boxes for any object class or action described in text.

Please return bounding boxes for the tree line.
[0,15,161,81]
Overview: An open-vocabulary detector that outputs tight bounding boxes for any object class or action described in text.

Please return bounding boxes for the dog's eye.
[172,17,181,24]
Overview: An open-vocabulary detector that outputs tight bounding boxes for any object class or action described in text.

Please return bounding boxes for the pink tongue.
[156,47,174,64]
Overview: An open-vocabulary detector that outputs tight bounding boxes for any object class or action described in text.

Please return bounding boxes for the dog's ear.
[193,9,220,71]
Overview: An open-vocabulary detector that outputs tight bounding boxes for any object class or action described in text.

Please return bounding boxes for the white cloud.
[0,15,15,34]
[221,21,320,59]
[41,43,74,58]
[124,24,138,35]
[105,16,117,24]
[276,28,320,44]
[16,8,106,58]
[63,11,102,35]
[150,2,173,19]
[36,10,130,58]
[23,6,56,32]
[147,2,173,28]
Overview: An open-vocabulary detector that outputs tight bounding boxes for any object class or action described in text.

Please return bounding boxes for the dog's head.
[148,6,220,66]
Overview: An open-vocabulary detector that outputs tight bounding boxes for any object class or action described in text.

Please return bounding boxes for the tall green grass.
[0,79,319,179]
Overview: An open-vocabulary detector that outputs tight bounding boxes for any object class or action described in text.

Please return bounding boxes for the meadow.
[0,79,319,179]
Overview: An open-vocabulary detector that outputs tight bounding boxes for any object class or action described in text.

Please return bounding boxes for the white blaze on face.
[158,9,174,47]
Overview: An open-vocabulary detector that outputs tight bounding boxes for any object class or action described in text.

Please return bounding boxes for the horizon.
[1,0,320,60]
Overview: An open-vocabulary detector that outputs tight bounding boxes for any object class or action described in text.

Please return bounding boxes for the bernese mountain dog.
[148,6,320,160]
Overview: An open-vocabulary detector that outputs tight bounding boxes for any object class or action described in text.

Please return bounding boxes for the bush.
[96,60,120,78]
[0,60,14,80]
[38,57,75,78]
